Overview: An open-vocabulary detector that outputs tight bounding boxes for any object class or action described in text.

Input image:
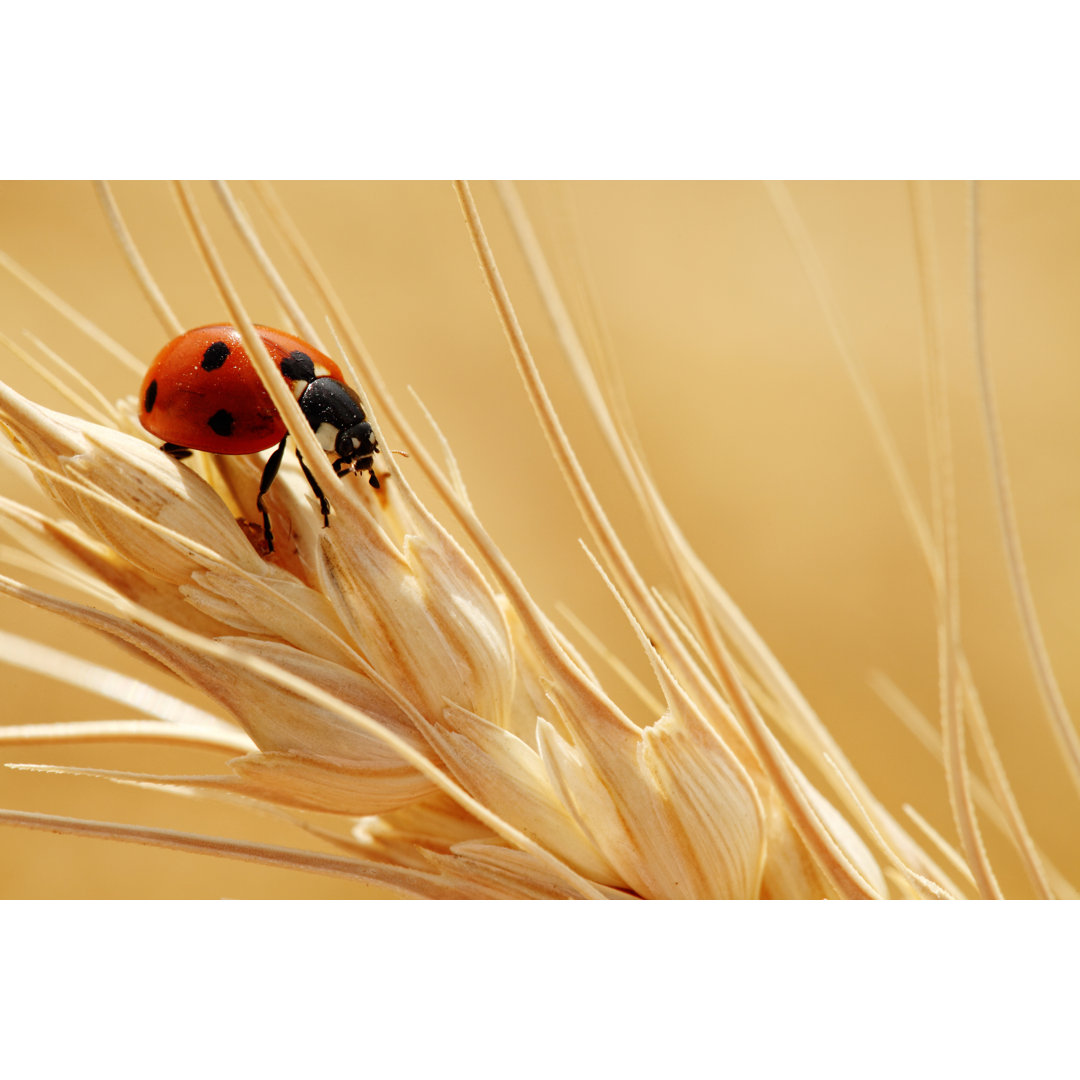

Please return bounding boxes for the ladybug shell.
[139,324,345,455]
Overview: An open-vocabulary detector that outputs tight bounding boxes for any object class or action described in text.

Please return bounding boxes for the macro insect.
[139,324,380,552]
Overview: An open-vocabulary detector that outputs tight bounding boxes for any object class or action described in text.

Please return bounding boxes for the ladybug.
[139,324,380,552]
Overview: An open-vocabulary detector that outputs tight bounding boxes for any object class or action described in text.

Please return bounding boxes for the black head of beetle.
[296,376,381,488]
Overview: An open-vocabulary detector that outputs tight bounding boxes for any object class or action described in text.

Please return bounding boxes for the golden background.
[0,181,1076,898]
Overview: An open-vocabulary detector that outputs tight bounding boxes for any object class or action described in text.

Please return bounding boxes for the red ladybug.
[140,324,380,552]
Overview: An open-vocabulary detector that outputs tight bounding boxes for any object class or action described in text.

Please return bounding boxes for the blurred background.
[0,180,1077,898]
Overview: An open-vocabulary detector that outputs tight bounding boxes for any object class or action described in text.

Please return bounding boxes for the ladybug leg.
[161,442,193,460]
[296,450,331,528]
[257,435,289,553]
[367,469,381,490]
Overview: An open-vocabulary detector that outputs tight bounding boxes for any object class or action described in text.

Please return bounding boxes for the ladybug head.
[335,419,378,471]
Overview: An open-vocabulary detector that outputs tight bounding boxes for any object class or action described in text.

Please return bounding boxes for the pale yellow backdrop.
[0,181,1077,897]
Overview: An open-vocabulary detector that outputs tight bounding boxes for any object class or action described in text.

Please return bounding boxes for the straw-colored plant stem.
[94,181,183,339]
[967,182,1080,799]
[914,183,1000,899]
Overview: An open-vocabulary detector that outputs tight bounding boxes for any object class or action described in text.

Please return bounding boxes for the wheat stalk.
[0,181,1072,899]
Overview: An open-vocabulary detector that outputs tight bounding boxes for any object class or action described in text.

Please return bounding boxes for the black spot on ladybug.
[144,379,158,413]
[201,341,230,371]
[207,409,235,437]
[280,350,316,383]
